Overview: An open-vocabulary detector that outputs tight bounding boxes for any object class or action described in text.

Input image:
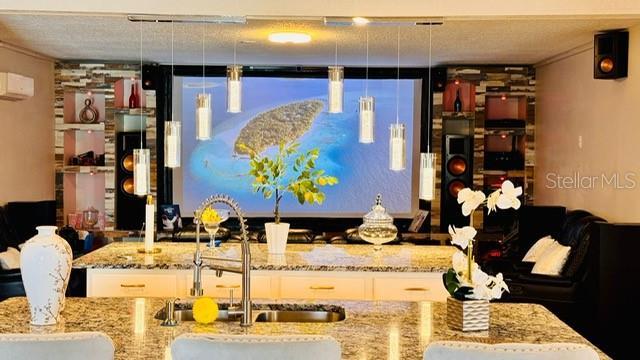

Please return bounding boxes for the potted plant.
[241,141,338,254]
[443,180,522,331]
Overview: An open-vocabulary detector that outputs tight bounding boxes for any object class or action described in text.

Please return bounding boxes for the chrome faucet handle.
[161,298,179,327]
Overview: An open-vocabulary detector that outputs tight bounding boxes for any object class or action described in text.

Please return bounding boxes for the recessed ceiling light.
[268,32,312,44]
[352,17,370,26]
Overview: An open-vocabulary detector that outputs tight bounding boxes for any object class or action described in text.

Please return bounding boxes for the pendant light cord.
[233,32,237,66]
[139,20,143,149]
[334,30,338,66]
[395,26,400,124]
[171,18,174,122]
[365,28,369,97]
[427,23,432,152]
[202,18,205,95]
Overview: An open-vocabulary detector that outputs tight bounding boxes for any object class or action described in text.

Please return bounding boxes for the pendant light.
[164,19,181,168]
[328,30,344,113]
[389,27,406,171]
[196,18,212,140]
[134,20,150,196]
[419,24,437,201]
[227,34,242,113]
[359,28,375,144]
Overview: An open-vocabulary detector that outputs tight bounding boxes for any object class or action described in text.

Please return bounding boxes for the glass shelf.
[57,166,114,174]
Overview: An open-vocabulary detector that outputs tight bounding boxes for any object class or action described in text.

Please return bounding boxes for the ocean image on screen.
[175,76,419,217]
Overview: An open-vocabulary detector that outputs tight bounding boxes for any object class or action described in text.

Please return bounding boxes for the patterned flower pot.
[446,296,490,331]
[20,226,72,326]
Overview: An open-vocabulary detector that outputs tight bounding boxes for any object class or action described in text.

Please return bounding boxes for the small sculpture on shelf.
[78,97,100,123]
[69,151,105,166]
[83,207,99,230]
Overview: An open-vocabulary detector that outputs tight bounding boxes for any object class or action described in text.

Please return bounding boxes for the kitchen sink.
[254,310,345,323]
[154,308,241,322]
[155,304,346,323]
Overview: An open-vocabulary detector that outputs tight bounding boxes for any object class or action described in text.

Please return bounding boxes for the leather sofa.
[484,206,605,333]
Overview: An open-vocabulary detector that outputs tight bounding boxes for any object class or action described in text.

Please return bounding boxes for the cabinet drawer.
[196,273,272,299]
[89,272,178,297]
[373,276,448,301]
[280,276,366,300]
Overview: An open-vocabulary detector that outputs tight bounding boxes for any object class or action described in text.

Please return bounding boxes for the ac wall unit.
[0,72,34,101]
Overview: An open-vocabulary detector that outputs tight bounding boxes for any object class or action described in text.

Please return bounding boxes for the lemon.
[192,297,219,324]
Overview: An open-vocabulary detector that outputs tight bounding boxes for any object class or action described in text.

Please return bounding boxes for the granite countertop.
[73,243,456,272]
[0,297,609,360]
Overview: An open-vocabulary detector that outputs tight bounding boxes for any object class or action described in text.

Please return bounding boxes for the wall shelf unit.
[54,63,157,231]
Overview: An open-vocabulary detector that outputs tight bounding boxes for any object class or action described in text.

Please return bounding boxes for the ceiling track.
[126,14,444,26]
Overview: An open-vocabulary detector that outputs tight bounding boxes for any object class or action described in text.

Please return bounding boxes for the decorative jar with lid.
[358,194,398,251]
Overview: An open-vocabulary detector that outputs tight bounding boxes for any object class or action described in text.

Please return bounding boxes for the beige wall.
[0,46,54,204]
[535,24,640,222]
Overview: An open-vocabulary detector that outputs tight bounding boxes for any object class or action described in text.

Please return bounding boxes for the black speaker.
[432,67,447,92]
[440,135,473,232]
[594,31,628,79]
[141,64,158,90]
[116,132,146,230]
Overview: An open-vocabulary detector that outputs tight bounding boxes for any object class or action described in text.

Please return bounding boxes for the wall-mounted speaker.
[116,132,146,230]
[432,67,447,92]
[594,31,628,79]
[141,64,158,90]
[440,135,473,232]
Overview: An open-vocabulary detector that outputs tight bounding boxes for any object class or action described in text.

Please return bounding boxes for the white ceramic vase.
[20,226,73,326]
[265,222,289,254]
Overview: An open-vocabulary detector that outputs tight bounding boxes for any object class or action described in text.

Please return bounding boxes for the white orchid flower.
[452,251,467,275]
[489,273,509,299]
[457,188,486,216]
[468,283,493,301]
[486,189,501,214]
[452,251,479,285]
[471,267,490,286]
[448,225,477,250]
[497,180,523,210]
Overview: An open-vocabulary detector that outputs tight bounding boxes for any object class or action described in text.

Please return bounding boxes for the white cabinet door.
[373,274,448,301]
[188,272,273,299]
[88,271,178,297]
[280,275,367,300]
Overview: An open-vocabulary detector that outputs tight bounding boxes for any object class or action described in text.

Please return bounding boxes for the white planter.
[20,226,72,326]
[265,222,289,254]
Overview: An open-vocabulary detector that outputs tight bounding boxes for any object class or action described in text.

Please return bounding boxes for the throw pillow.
[531,241,571,276]
[0,247,20,270]
[522,235,555,263]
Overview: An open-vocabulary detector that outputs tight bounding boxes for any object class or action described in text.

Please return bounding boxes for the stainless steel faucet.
[190,194,252,327]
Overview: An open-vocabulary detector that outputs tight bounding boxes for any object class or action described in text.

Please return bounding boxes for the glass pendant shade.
[227,65,242,113]
[389,123,406,171]
[419,153,437,200]
[164,121,181,168]
[359,96,375,143]
[195,93,212,140]
[328,66,344,113]
[133,148,150,196]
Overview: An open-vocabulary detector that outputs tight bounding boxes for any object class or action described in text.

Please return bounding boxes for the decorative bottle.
[20,226,72,326]
[129,81,138,108]
[454,89,463,112]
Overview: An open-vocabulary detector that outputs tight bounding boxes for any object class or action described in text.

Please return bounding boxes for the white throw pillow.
[0,247,20,270]
[522,235,555,263]
[531,241,571,276]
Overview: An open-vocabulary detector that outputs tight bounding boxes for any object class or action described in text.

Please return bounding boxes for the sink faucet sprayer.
[190,194,252,327]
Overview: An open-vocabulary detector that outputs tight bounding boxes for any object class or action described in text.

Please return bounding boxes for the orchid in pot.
[241,141,338,254]
[443,180,522,331]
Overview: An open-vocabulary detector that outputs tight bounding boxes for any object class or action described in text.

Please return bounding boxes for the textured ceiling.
[1,13,639,66]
